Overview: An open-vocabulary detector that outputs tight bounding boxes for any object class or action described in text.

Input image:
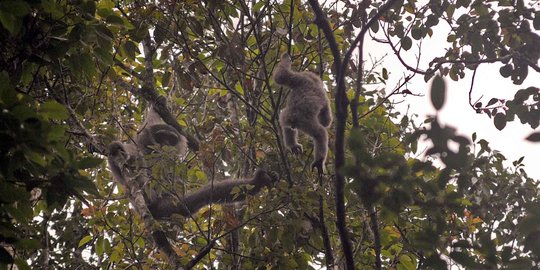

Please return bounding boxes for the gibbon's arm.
[273,53,312,88]
[318,104,333,128]
[148,170,277,219]
[143,106,164,126]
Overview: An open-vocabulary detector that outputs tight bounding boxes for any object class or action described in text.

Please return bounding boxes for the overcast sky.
[365,21,540,179]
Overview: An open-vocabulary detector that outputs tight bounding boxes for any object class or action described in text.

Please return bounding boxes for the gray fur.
[136,106,187,156]
[108,107,276,219]
[108,141,139,187]
[273,53,332,174]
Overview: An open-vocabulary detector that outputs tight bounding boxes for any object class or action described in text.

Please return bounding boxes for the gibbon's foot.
[290,144,303,155]
[312,159,324,176]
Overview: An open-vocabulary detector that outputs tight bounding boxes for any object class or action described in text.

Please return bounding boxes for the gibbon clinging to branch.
[108,106,276,219]
[136,106,188,157]
[273,53,332,174]
[107,106,277,264]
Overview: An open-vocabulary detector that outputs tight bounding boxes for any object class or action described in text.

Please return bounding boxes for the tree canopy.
[0,0,539,269]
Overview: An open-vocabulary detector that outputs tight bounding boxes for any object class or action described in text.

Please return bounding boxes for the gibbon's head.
[109,142,128,162]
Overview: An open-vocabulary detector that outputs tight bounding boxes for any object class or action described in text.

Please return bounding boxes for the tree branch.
[307,1,400,268]
[306,0,352,268]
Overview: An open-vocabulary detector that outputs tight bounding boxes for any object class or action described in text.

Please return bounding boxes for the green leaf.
[450,251,477,267]
[0,0,30,34]
[534,12,540,30]
[371,20,379,33]
[494,113,506,130]
[525,132,540,142]
[41,0,63,19]
[487,98,498,107]
[499,64,512,78]
[0,11,21,35]
[14,239,40,250]
[106,14,124,25]
[40,100,68,120]
[78,235,93,247]
[411,27,423,40]
[0,1,30,16]
[122,41,139,60]
[401,37,412,51]
[95,236,104,256]
[430,75,446,110]
[235,82,244,95]
[398,254,416,270]
[95,47,113,66]
[79,53,96,78]
[78,157,104,169]
[0,71,17,106]
[253,1,265,12]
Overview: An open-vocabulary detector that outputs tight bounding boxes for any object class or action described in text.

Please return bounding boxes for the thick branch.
[306,0,353,268]
[307,1,401,269]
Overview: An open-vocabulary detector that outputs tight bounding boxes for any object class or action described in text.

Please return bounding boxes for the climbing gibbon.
[273,53,332,174]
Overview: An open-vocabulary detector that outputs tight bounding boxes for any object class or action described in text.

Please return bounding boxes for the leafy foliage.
[0,0,539,269]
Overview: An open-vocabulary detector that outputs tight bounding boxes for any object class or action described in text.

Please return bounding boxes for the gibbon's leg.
[148,170,276,219]
[280,108,303,154]
[318,104,332,128]
[283,126,302,154]
[297,118,329,174]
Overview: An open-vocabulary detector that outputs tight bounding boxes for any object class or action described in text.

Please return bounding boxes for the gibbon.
[107,106,276,264]
[273,53,332,174]
[108,141,140,188]
[136,106,188,157]
[107,107,276,219]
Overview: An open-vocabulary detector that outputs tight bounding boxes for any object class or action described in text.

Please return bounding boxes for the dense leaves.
[0,0,539,269]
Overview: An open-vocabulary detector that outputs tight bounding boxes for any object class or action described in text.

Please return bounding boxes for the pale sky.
[365,22,540,179]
